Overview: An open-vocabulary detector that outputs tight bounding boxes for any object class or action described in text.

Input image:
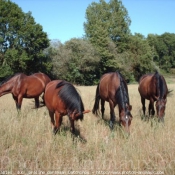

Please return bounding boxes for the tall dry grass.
[0,83,175,174]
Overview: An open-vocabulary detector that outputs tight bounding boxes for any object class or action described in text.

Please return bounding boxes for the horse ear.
[129,105,132,110]
[153,95,158,101]
[164,98,167,103]
[83,110,91,114]
[126,104,132,110]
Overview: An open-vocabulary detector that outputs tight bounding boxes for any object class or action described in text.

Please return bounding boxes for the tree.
[127,33,155,81]
[49,38,100,85]
[84,0,131,78]
[84,0,131,53]
[0,0,50,78]
[147,33,175,72]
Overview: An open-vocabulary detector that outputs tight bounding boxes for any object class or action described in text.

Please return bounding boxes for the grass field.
[0,82,175,175]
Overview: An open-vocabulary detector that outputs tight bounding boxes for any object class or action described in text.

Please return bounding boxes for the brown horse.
[44,80,90,134]
[0,72,51,110]
[138,71,168,122]
[92,71,133,133]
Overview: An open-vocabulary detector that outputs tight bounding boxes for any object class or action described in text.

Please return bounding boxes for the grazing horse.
[0,72,51,110]
[92,71,133,133]
[138,71,168,122]
[44,80,90,134]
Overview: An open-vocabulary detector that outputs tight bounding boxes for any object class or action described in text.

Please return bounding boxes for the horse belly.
[20,78,44,98]
[25,87,43,97]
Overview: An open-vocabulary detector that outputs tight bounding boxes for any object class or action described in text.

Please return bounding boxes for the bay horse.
[0,72,51,110]
[44,80,90,135]
[138,71,168,122]
[92,71,133,133]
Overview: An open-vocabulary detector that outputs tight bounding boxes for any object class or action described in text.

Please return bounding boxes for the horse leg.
[12,95,19,109]
[149,99,155,117]
[109,100,115,129]
[34,97,40,108]
[54,111,62,135]
[101,99,105,119]
[41,93,45,105]
[70,119,75,134]
[12,95,21,110]
[141,97,146,115]
[13,95,23,110]
[49,111,55,129]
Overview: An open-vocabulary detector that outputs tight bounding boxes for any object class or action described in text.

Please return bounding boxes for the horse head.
[120,104,133,134]
[155,98,167,122]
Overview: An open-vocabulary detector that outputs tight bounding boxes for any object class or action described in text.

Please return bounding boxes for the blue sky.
[11,0,175,43]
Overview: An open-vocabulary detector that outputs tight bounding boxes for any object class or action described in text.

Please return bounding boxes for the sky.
[11,0,175,43]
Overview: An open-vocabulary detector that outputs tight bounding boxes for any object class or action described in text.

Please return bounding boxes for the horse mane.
[56,81,85,118]
[115,72,130,110]
[0,73,25,86]
[154,71,166,99]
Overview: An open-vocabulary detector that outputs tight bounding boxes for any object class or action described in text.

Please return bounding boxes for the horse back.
[44,80,66,113]
[32,73,51,86]
[14,74,48,97]
[99,72,120,101]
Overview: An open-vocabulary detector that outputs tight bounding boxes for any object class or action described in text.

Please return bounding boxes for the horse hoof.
[53,128,59,135]
[109,121,114,130]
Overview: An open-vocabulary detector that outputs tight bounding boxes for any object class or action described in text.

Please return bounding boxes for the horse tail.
[92,84,100,116]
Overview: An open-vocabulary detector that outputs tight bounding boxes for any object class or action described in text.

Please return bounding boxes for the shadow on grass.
[29,99,46,109]
[139,111,165,130]
[96,115,130,139]
[54,123,87,144]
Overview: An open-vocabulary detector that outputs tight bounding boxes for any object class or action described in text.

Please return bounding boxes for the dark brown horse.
[138,71,168,122]
[92,71,133,133]
[0,72,51,110]
[44,80,90,134]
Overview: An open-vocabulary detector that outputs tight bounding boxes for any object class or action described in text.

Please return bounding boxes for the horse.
[92,71,133,133]
[0,72,51,110]
[44,80,90,135]
[138,71,168,122]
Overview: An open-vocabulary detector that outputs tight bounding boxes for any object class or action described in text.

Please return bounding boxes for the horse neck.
[0,81,14,97]
[116,73,129,110]
[159,77,167,99]
[154,72,160,96]
[119,72,129,103]
[117,90,128,111]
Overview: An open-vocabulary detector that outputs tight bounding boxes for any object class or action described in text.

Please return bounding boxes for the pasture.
[0,82,175,174]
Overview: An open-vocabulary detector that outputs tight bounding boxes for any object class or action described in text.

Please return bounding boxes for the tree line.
[0,0,175,84]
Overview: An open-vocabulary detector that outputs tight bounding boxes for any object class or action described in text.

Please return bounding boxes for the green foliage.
[147,33,175,72]
[84,0,131,52]
[108,0,131,51]
[0,0,50,77]
[48,38,100,85]
[127,33,155,81]
[84,0,131,79]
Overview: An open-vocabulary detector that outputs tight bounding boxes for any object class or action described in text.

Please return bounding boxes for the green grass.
[0,84,175,174]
